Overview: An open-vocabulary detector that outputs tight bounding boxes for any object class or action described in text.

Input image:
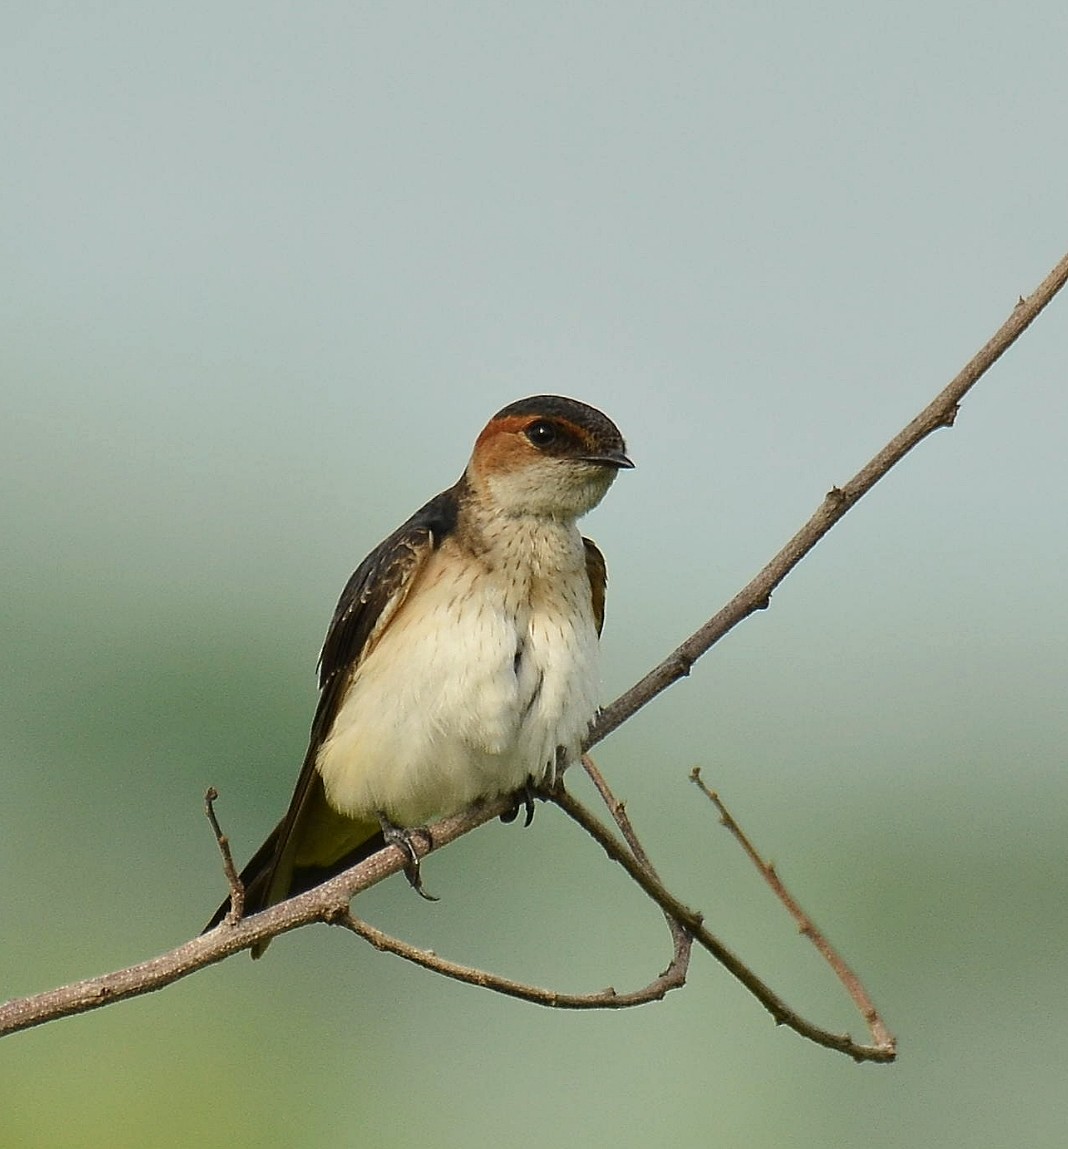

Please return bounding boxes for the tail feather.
[203,821,285,933]
[204,826,387,948]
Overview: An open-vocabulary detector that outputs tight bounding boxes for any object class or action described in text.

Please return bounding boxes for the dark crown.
[491,395,627,457]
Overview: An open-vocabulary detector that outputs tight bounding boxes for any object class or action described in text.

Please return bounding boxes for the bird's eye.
[524,420,559,449]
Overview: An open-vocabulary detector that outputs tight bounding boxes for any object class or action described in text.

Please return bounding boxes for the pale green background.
[3,4,1066,1147]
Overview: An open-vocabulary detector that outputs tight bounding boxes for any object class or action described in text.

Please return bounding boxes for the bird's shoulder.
[582,536,608,637]
[316,483,460,694]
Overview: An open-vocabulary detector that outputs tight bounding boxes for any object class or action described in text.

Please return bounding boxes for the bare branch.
[336,908,692,1010]
[587,250,1068,749]
[0,795,511,1038]
[690,768,896,1057]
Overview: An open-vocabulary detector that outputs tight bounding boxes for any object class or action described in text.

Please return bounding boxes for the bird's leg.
[375,813,438,902]
[499,776,538,828]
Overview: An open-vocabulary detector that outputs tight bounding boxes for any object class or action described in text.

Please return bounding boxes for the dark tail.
[203,822,285,933]
[204,827,387,936]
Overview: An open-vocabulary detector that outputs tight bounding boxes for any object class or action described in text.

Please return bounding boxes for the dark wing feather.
[313,484,459,745]
[583,537,608,636]
[205,485,460,938]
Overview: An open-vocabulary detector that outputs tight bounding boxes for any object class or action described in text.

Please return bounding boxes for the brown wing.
[583,536,608,636]
[205,485,461,941]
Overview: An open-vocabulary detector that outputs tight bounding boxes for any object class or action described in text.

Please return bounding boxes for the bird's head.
[467,395,633,519]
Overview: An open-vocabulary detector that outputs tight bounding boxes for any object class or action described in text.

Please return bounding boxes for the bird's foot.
[376,813,438,901]
[499,777,538,828]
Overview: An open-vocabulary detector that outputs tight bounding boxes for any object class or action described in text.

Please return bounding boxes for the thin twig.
[579,756,692,957]
[690,768,896,1054]
[204,788,245,924]
[587,251,1068,750]
[580,754,658,875]
[336,909,692,1010]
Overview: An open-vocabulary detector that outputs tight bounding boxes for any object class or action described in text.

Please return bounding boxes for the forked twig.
[690,768,895,1055]
[580,754,658,874]
[548,784,896,1062]
[579,754,691,955]
[326,754,695,1012]
[335,908,692,1010]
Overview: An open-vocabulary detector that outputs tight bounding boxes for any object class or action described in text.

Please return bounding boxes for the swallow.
[206,395,632,955]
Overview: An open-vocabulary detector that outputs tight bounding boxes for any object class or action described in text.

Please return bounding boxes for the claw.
[376,814,438,901]
[499,778,537,828]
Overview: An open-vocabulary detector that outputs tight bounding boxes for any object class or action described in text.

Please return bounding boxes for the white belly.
[316,537,600,827]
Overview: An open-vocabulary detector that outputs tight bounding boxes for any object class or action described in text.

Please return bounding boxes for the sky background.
[2,4,1066,1147]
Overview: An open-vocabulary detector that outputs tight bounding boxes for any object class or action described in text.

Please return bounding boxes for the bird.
[206,394,632,956]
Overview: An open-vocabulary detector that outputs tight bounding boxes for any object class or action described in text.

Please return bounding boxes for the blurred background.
[2,4,1066,1146]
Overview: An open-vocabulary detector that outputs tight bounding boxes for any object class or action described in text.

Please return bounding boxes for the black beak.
[583,449,634,469]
